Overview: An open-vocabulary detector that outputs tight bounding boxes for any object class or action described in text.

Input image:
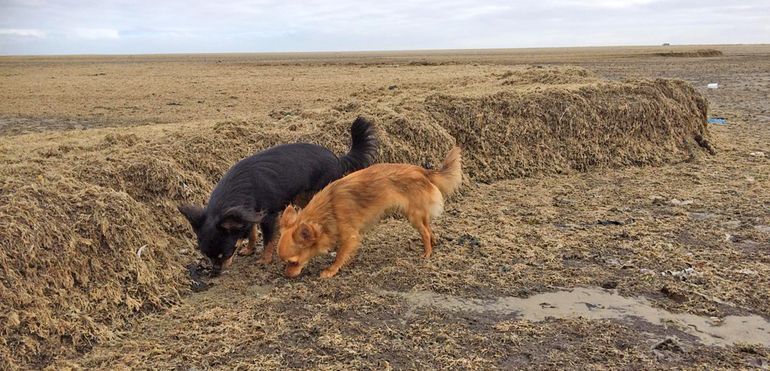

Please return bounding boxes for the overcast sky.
[1,0,768,55]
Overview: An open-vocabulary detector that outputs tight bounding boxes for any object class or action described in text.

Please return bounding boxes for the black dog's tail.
[339,116,378,174]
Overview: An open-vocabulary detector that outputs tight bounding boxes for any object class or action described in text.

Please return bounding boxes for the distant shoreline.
[1,43,768,59]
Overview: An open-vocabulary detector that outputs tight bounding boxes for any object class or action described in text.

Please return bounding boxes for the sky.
[0,0,768,55]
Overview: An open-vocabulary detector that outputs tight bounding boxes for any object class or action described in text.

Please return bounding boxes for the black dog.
[179,117,377,274]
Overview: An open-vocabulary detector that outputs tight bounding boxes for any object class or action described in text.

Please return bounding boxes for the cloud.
[0,0,768,54]
[575,0,661,9]
[0,28,46,38]
[554,0,660,9]
[72,28,119,40]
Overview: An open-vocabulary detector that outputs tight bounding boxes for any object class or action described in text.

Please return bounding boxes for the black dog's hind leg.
[258,213,278,264]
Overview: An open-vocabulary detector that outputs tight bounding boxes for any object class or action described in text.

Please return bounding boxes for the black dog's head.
[178,204,264,275]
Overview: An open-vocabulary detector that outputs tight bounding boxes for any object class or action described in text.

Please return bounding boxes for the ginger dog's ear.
[280,204,298,227]
[178,204,205,231]
[297,222,317,243]
[220,206,263,232]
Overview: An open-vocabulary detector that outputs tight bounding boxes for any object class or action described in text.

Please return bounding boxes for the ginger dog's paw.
[319,268,338,278]
[237,245,255,256]
[421,251,432,259]
[257,255,272,265]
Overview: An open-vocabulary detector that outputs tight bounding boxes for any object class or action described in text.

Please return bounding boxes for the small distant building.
[662,43,671,46]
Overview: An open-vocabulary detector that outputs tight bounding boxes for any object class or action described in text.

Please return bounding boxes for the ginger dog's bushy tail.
[428,146,462,196]
[339,116,378,174]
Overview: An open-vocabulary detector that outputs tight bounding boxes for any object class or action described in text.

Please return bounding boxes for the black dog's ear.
[178,204,205,230]
[220,207,265,232]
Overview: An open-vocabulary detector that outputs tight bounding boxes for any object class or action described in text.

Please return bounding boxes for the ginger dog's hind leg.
[407,209,435,258]
[430,221,437,248]
[238,224,260,256]
[421,185,443,257]
[321,231,360,278]
[418,217,435,258]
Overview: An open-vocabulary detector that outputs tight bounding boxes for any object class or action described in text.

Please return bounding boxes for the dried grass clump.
[426,79,710,181]
[653,49,723,58]
[500,66,597,85]
[0,125,310,368]
[313,107,456,168]
[0,66,712,368]
[0,173,185,369]
[282,76,711,183]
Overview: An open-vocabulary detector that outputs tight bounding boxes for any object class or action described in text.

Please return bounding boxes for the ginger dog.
[277,147,462,278]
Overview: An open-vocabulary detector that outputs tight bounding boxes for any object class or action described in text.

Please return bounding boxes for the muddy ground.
[1,45,769,369]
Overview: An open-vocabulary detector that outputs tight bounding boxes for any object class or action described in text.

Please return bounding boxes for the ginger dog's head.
[277,205,329,277]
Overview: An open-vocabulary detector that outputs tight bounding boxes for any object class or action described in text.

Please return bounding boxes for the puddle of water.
[386,287,770,347]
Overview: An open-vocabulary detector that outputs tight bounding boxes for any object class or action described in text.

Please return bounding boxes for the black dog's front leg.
[237,223,260,256]
[258,213,278,264]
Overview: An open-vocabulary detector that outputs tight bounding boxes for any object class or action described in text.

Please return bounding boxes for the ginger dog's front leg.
[320,233,360,278]
[259,240,276,264]
[257,214,278,264]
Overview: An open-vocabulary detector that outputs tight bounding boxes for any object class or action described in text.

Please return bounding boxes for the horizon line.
[1,43,765,58]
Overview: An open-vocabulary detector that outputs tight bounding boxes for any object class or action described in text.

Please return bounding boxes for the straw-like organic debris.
[0,66,712,368]
[652,49,723,58]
